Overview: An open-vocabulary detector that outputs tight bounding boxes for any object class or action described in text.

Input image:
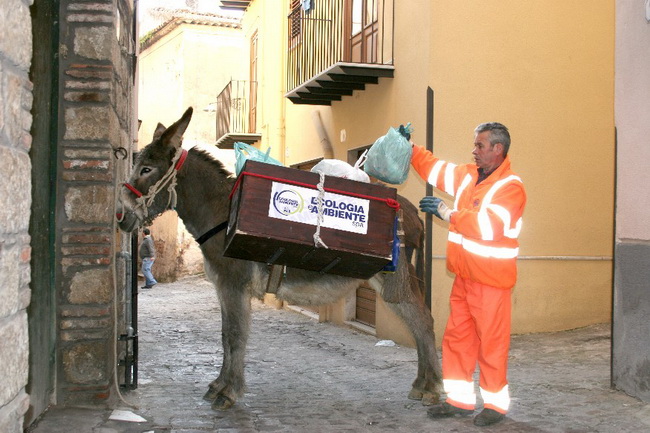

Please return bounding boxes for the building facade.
[225,0,615,346]
[137,11,246,282]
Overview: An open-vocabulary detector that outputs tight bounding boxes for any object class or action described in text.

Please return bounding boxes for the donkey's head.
[117,107,193,232]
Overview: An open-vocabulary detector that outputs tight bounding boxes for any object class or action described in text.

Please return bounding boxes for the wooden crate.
[224,160,399,279]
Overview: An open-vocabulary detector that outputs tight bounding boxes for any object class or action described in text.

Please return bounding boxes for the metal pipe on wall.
[312,109,334,158]
[425,87,434,310]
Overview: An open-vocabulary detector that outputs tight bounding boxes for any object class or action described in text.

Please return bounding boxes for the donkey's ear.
[160,107,193,150]
[153,123,166,141]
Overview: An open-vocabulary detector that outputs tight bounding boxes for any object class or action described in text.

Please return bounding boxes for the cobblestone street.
[30,275,650,432]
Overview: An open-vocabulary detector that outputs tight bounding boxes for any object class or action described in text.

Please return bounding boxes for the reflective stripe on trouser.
[481,385,510,414]
[442,276,512,413]
[442,379,476,410]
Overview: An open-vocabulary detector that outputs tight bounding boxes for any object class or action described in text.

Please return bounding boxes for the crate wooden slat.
[224,160,398,279]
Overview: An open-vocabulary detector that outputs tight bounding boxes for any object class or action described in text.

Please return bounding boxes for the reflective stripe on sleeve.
[454,174,473,210]
[482,175,522,205]
[478,208,494,241]
[481,204,512,241]
[505,217,523,238]
[477,175,523,241]
[444,163,457,195]
[428,160,445,188]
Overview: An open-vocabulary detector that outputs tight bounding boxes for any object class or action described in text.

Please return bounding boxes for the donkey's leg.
[204,281,252,410]
[371,261,442,405]
[203,284,229,401]
[203,326,230,400]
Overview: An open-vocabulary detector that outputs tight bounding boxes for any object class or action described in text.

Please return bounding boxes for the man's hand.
[419,196,454,222]
[398,124,411,140]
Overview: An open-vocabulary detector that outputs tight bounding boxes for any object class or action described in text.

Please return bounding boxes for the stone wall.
[0,0,34,431]
[55,0,136,406]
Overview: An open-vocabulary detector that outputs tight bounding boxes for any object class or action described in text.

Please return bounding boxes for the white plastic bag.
[311,159,370,183]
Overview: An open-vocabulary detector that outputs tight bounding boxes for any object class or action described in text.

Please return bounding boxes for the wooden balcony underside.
[219,1,251,10]
[216,132,261,149]
[286,62,394,106]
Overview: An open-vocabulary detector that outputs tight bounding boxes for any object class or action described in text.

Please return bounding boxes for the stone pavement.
[28,275,650,433]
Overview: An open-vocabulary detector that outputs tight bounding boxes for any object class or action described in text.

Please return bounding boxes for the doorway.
[345,0,379,63]
[26,0,59,424]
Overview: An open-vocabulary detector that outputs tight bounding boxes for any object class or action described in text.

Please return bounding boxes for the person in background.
[410,122,527,427]
[139,227,157,289]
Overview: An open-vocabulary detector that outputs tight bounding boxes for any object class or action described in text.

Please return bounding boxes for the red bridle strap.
[175,148,189,170]
[123,182,143,197]
[123,148,189,198]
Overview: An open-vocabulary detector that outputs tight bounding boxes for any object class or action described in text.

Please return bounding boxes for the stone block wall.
[55,0,136,406]
[0,0,34,431]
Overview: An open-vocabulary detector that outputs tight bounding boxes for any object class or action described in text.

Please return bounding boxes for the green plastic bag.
[234,142,283,176]
[364,124,413,184]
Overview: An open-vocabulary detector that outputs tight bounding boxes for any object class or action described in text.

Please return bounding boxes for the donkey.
[117,107,442,410]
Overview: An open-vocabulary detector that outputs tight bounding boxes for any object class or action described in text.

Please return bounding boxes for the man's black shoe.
[473,408,505,426]
[427,402,473,419]
[141,285,152,289]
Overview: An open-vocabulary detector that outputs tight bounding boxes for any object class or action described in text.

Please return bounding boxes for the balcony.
[286,0,395,106]
[215,80,261,149]
[219,1,251,11]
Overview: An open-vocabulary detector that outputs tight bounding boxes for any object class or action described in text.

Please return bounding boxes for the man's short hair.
[143,228,150,235]
[475,122,510,156]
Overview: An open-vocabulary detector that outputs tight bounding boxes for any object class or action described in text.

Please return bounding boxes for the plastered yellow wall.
[240,1,288,161]
[138,23,246,147]
[232,0,614,344]
[425,1,615,335]
[279,0,614,341]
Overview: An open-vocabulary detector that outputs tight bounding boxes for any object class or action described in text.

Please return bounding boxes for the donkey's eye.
[140,167,152,176]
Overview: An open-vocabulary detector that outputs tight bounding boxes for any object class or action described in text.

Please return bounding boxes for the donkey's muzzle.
[116,204,140,233]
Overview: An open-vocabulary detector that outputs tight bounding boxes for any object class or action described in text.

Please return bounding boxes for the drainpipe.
[425,88,434,310]
[312,110,333,159]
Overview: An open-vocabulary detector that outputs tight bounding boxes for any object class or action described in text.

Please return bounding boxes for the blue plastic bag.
[363,124,413,184]
[234,142,283,175]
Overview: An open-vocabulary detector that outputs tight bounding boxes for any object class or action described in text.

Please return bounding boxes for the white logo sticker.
[269,182,369,234]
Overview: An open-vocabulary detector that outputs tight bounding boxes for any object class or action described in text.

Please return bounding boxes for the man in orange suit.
[411,122,527,427]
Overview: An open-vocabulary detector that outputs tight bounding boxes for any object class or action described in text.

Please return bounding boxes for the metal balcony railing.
[286,0,395,105]
[215,80,260,149]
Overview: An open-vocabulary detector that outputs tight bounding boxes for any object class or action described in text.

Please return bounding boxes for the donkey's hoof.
[421,391,441,406]
[203,387,218,402]
[408,387,440,405]
[211,395,235,410]
[408,388,424,400]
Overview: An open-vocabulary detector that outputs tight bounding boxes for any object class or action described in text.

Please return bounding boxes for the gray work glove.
[419,196,454,222]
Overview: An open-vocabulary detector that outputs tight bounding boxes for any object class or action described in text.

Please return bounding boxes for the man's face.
[472,131,502,171]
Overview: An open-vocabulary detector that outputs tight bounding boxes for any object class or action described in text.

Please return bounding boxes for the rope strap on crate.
[313,171,329,249]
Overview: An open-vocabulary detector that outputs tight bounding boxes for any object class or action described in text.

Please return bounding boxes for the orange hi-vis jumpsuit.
[411,145,527,414]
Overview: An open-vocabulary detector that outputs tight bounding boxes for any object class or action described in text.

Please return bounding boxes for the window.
[289,0,302,47]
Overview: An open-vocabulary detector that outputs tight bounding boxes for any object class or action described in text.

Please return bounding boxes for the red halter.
[123,148,188,198]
